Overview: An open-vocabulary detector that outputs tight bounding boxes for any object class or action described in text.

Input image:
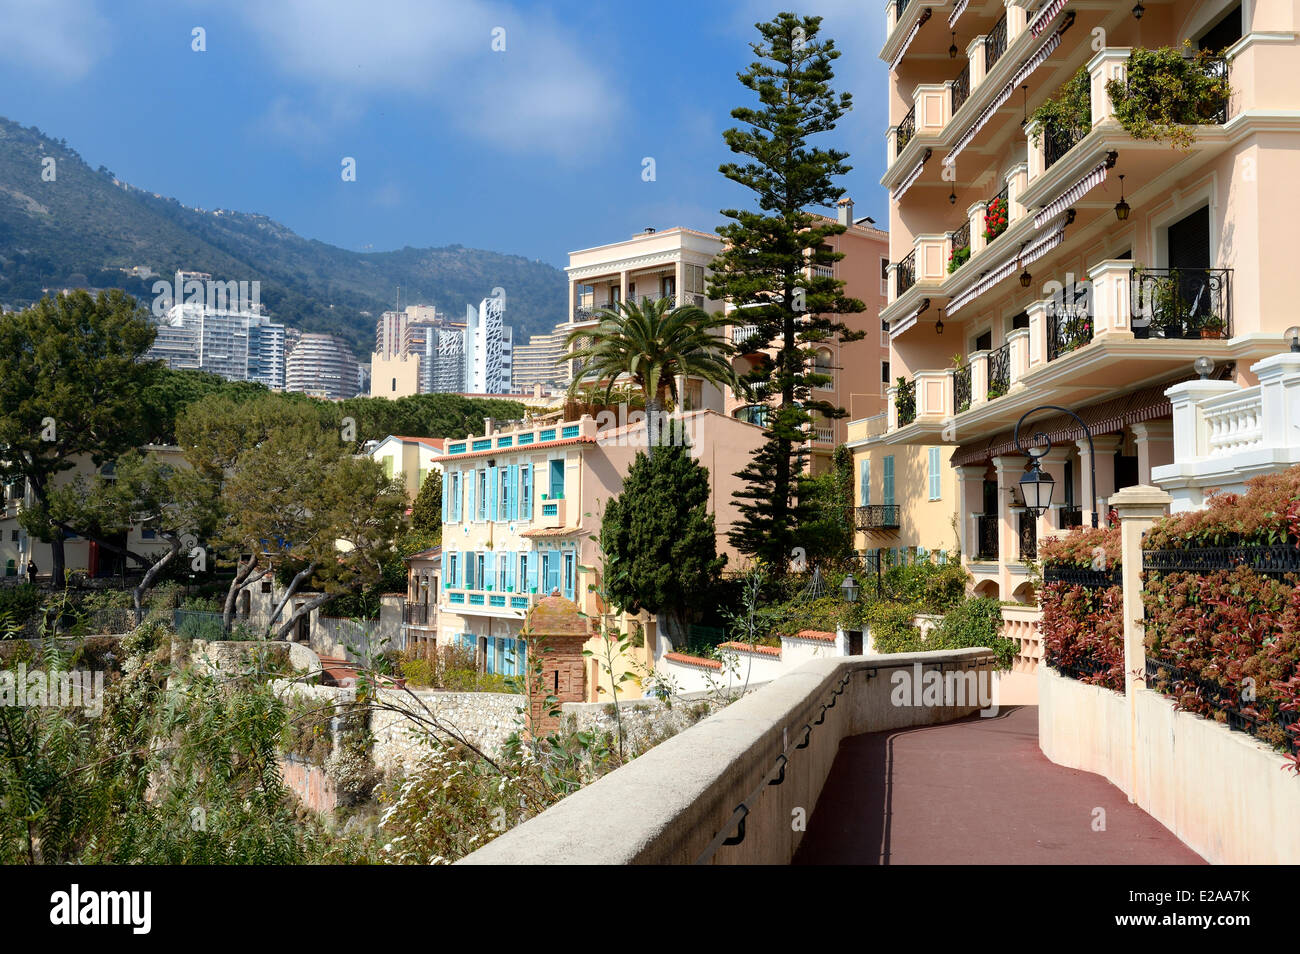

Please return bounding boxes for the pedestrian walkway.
[793,705,1204,864]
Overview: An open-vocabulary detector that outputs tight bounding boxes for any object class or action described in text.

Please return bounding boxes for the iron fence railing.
[896,104,917,156]
[1047,302,1094,361]
[948,219,971,274]
[1143,543,1300,577]
[1044,116,1090,169]
[1130,267,1232,339]
[976,514,999,560]
[403,602,431,625]
[1125,53,1230,126]
[986,343,1010,399]
[895,378,917,426]
[1043,564,1121,588]
[895,248,916,298]
[855,505,902,531]
[985,12,1008,72]
[1018,510,1038,561]
[953,361,972,414]
[951,61,971,114]
[984,182,1010,243]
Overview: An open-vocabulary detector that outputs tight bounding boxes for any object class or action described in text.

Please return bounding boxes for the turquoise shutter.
[507,464,519,520]
[521,465,534,518]
[859,459,870,507]
[928,447,941,500]
[527,552,539,592]
[883,456,895,506]
[441,471,450,523]
[466,474,476,522]
[488,467,498,521]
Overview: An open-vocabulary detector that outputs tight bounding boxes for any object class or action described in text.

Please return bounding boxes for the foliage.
[794,444,855,565]
[712,13,865,572]
[1029,64,1091,147]
[1145,466,1300,549]
[600,446,726,642]
[1105,44,1231,150]
[983,197,1008,243]
[1039,524,1122,569]
[409,472,443,535]
[947,245,970,273]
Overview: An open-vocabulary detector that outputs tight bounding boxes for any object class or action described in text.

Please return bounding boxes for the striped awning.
[1034,159,1111,228]
[1030,0,1069,37]
[948,0,970,29]
[1023,213,1070,265]
[888,8,933,72]
[950,378,1190,467]
[892,149,931,201]
[948,24,1064,162]
[892,297,933,334]
[948,257,1020,315]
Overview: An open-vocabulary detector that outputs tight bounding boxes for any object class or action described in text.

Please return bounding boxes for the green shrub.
[1105,44,1231,149]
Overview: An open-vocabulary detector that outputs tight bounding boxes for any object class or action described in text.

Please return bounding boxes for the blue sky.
[0,0,889,268]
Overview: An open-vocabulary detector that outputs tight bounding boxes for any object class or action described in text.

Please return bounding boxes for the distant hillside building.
[286,333,360,399]
[465,295,512,394]
[147,295,286,390]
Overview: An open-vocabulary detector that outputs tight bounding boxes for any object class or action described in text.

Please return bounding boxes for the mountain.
[0,117,567,355]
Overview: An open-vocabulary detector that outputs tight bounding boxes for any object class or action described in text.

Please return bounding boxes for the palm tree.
[562,297,740,454]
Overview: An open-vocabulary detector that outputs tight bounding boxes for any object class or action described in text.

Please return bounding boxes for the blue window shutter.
[441,471,450,523]
[928,447,941,500]
[488,467,498,521]
[527,552,538,592]
[507,465,518,520]
[466,475,475,522]
[883,456,895,506]
[860,459,870,507]
[521,465,533,519]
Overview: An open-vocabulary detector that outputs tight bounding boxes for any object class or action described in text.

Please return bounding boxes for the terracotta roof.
[786,629,837,643]
[524,594,590,637]
[663,652,722,670]
[391,435,446,450]
[439,436,595,462]
[718,641,782,658]
[403,546,442,562]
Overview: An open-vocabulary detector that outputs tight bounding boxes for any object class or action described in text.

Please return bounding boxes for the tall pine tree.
[711,13,865,571]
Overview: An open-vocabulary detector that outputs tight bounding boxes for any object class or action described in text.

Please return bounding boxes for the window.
[881,360,890,383]
[141,528,157,540]
[1199,3,1242,51]
[477,469,488,520]
[859,459,871,507]
[520,464,532,519]
[498,469,509,519]
[1011,311,1029,330]
[548,459,565,500]
[975,330,992,352]
[391,377,396,392]
[881,258,890,280]
[563,552,576,600]
[883,456,895,506]
[814,349,834,390]
[928,447,942,500]
[476,553,487,589]
[450,472,462,521]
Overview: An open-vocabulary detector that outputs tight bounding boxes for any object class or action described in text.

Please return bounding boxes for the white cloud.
[0,0,111,80]
[229,0,621,160]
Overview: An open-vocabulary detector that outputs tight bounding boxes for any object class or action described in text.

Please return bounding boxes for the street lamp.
[1014,405,1100,528]
[1287,325,1300,353]
[840,574,860,604]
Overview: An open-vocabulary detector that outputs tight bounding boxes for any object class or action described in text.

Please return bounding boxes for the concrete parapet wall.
[1038,665,1300,864]
[458,649,996,865]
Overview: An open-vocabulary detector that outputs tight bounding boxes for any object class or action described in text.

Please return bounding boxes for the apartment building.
[285,333,360,400]
[0,446,186,579]
[512,324,568,393]
[726,201,893,474]
[877,0,1295,601]
[149,299,286,390]
[431,410,765,696]
[565,227,727,410]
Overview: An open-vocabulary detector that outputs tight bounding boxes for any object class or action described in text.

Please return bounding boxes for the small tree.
[728,429,818,569]
[600,445,725,646]
[410,471,443,536]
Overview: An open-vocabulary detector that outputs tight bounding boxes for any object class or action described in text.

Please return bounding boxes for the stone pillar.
[1253,352,1300,447]
[967,37,987,89]
[968,201,988,256]
[1076,433,1122,527]
[1111,484,1172,803]
[955,465,987,563]
[1131,420,1174,485]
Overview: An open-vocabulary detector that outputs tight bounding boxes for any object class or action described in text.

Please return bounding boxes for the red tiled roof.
[718,641,782,658]
[439,436,595,462]
[663,652,722,670]
[521,526,584,538]
[392,435,446,450]
[786,629,837,643]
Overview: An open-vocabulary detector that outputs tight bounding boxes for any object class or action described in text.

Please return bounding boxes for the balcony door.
[1168,206,1210,270]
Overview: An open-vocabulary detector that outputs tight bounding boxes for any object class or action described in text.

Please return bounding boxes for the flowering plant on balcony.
[1105,43,1232,150]
[983,197,1008,243]
[947,245,971,273]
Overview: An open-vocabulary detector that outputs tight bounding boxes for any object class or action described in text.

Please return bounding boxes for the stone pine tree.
[710,13,866,572]
[410,471,443,535]
[599,444,725,647]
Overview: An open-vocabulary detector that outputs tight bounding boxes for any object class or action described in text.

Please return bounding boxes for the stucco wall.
[1038,665,1300,864]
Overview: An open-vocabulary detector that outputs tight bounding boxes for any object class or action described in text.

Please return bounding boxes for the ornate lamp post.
[1013,404,1100,529]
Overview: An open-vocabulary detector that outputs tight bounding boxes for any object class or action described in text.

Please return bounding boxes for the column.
[968,201,988,256]
[1076,433,1122,527]
[1111,484,1172,803]
[1131,420,1174,485]
[993,455,1022,585]
[955,465,986,563]
[619,270,630,304]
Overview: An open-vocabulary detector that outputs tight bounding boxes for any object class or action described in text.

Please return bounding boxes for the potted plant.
[1200,315,1225,339]
[984,197,1009,243]
[947,245,971,273]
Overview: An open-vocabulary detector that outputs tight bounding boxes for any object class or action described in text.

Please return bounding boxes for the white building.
[465,295,512,394]
[149,301,286,389]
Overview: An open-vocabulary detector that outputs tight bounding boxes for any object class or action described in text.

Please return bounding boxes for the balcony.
[537,496,569,529]
[983,11,1008,72]
[953,361,972,415]
[947,220,971,275]
[894,249,916,298]
[1047,298,1093,362]
[976,514,999,561]
[985,343,1010,400]
[983,182,1009,246]
[855,505,901,532]
[950,60,970,115]
[1131,268,1232,340]
[403,602,432,626]
[895,103,916,159]
[444,588,537,616]
[895,378,917,427]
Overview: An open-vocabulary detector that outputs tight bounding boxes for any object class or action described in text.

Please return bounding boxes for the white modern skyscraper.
[148,301,286,390]
[464,294,512,394]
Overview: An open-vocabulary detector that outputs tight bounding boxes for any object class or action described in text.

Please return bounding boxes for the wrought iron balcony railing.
[896,104,917,156]
[895,248,917,298]
[894,0,910,24]
[856,505,901,532]
[953,361,972,414]
[895,377,917,426]
[976,514,999,561]
[948,219,971,274]
[403,602,431,625]
[984,182,1010,243]
[951,61,971,115]
[1124,53,1229,126]
[1044,116,1090,169]
[984,12,1008,72]
[1047,303,1094,361]
[986,343,1010,400]
[1018,510,1037,561]
[1130,267,1233,339]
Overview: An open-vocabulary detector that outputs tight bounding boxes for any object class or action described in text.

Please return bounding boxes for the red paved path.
[793,705,1205,865]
